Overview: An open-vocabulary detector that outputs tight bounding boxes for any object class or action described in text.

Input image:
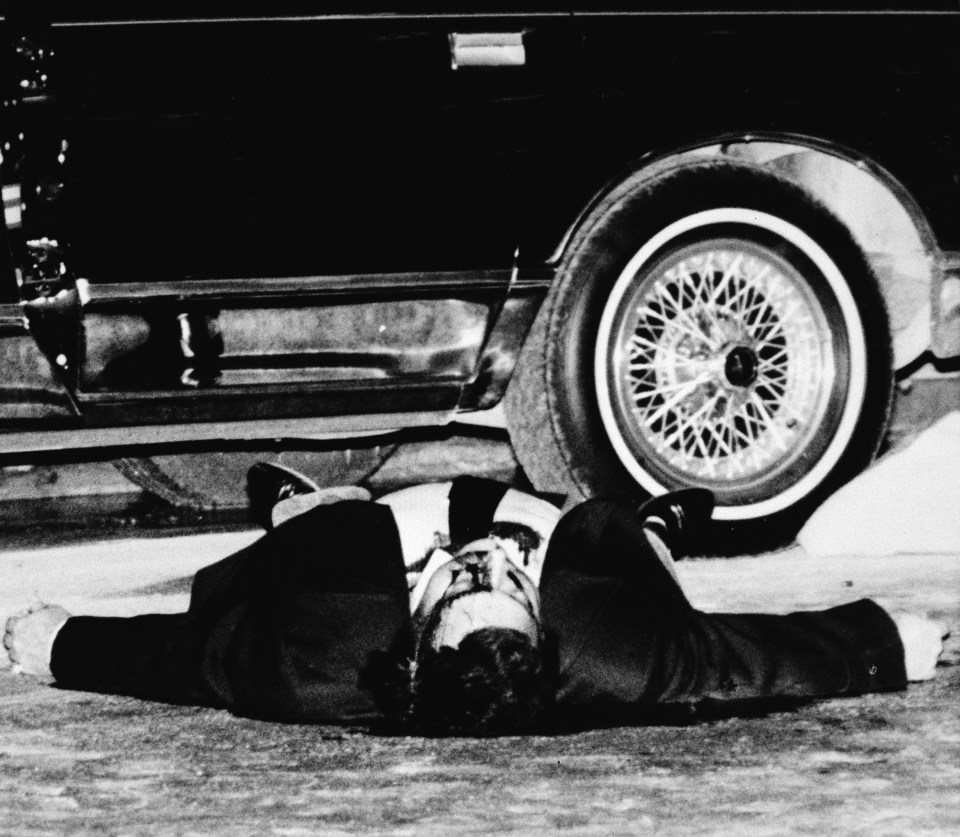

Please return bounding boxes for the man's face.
[414,537,541,652]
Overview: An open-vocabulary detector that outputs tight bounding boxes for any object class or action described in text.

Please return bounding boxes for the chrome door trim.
[78,270,512,307]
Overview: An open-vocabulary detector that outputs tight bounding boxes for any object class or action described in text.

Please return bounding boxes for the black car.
[2,2,959,546]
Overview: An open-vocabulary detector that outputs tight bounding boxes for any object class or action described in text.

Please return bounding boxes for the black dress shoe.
[636,489,715,559]
[247,462,321,530]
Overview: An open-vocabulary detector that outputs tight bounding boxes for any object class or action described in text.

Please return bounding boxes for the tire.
[505,161,893,552]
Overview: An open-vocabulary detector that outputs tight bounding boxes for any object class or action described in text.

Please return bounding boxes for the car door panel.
[2,5,585,429]
[40,9,534,424]
[54,19,517,278]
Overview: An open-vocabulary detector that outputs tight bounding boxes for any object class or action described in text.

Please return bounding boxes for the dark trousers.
[540,499,908,729]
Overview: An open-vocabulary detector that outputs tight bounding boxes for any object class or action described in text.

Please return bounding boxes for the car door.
[3,3,579,434]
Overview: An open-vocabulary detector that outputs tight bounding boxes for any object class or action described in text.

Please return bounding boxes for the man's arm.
[682,600,910,705]
[543,498,945,723]
[4,501,413,723]
[6,591,408,725]
[5,604,249,707]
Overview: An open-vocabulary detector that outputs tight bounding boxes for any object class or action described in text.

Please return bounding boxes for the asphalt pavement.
[0,534,957,836]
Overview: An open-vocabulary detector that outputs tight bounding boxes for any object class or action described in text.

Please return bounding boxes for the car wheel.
[505,161,893,551]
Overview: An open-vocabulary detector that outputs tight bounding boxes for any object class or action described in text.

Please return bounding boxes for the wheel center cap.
[724,346,759,387]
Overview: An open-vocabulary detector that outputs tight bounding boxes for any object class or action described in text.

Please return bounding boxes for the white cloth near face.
[374,481,562,612]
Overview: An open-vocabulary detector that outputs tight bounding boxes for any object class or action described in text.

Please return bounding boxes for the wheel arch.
[545,133,938,370]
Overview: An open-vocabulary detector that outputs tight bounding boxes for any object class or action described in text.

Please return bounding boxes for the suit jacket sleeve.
[50,501,412,724]
[541,500,907,726]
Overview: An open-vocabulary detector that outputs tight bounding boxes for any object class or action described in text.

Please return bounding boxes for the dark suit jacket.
[50,480,907,726]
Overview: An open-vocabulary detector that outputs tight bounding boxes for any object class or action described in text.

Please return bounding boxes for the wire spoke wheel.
[604,237,835,501]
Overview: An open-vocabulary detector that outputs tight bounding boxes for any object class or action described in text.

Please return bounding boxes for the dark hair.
[364,627,557,737]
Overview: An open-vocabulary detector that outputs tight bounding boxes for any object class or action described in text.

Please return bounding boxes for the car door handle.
[448,32,525,69]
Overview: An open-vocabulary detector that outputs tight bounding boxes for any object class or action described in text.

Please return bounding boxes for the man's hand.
[3,604,71,677]
[891,612,949,682]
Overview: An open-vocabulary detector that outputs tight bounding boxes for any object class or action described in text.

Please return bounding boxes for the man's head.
[367,529,556,736]
[413,535,542,653]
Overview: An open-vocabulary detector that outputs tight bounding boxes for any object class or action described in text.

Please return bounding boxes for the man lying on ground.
[3,466,947,735]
